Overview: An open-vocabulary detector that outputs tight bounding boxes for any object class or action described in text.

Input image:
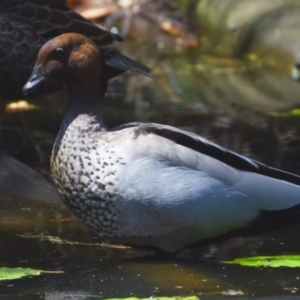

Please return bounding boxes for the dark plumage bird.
[0,0,150,103]
[23,33,300,253]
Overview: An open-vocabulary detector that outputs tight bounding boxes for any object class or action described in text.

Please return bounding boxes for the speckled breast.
[50,131,124,237]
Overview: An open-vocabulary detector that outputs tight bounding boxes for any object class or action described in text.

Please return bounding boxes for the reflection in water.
[1,54,300,299]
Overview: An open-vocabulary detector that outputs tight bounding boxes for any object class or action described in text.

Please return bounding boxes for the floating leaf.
[289,108,300,116]
[269,108,300,117]
[0,267,42,281]
[107,297,198,300]
[224,255,300,268]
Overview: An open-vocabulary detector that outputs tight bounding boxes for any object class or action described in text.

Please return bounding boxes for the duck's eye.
[54,48,65,58]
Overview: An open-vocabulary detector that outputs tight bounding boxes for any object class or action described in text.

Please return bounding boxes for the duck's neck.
[64,87,105,125]
[66,88,105,128]
[53,88,106,158]
[64,73,107,125]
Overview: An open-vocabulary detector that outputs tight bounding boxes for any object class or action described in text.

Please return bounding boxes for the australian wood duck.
[23,33,300,253]
[0,0,150,103]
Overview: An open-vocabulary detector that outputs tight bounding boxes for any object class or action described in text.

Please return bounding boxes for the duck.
[0,0,150,103]
[23,33,300,253]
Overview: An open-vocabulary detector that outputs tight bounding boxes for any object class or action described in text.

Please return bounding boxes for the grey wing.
[113,122,300,184]
[107,123,300,251]
[114,156,254,249]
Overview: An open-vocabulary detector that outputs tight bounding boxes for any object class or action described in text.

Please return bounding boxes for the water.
[1,52,300,299]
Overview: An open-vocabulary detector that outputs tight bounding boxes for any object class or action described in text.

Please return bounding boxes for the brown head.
[23,33,107,98]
